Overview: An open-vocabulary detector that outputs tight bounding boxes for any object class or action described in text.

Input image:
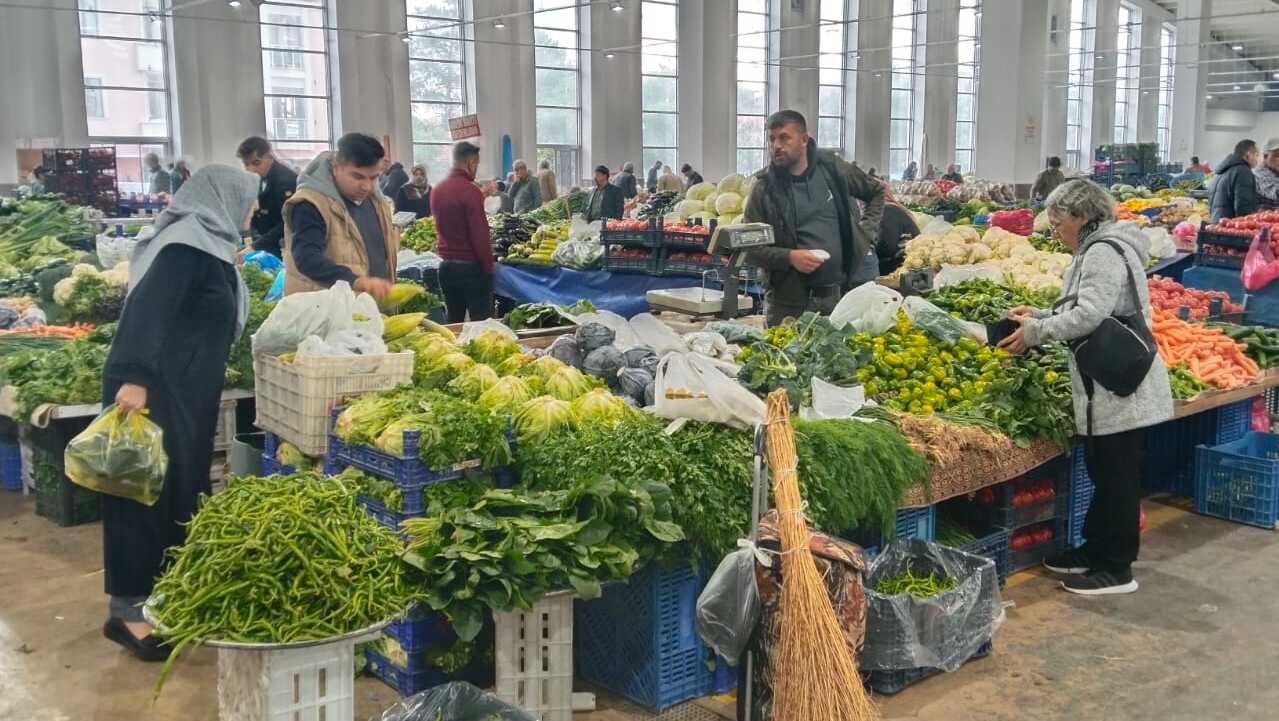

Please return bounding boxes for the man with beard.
[742,110,884,326]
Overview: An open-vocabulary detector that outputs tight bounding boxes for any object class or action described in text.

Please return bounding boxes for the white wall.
[1197,109,1279,168]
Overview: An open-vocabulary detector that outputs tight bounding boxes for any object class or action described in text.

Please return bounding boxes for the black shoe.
[1061,569,1138,596]
[1043,548,1090,575]
[103,617,172,662]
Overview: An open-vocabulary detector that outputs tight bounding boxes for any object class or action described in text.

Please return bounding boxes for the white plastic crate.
[213,399,237,453]
[253,352,413,455]
[216,640,355,721]
[494,591,574,721]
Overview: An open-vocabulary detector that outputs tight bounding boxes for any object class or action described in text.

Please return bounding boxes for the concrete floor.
[3,492,1278,721]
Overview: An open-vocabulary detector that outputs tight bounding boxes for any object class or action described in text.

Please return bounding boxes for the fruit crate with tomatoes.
[603,243,661,274]
[661,220,714,252]
[659,249,730,277]
[1148,276,1246,320]
[1008,520,1065,572]
[1196,243,1247,270]
[972,464,1070,532]
[601,217,662,248]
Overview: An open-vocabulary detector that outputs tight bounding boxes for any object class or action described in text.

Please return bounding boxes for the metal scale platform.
[646,222,774,319]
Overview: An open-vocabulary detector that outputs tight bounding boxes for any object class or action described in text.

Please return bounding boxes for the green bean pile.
[150,473,421,696]
[873,561,959,598]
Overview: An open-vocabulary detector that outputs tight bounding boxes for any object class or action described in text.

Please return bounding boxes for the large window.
[817,0,847,152]
[77,0,172,194]
[407,0,469,181]
[889,0,923,179]
[1113,2,1140,144]
[1157,24,1175,162]
[259,0,333,168]
[535,0,581,185]
[736,0,771,175]
[1065,0,1097,170]
[954,0,981,172]
[641,0,679,174]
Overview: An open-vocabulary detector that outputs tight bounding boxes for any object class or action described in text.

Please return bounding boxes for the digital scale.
[646,222,775,319]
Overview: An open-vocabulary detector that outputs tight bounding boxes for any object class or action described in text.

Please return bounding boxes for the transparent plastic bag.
[934,264,999,289]
[683,331,728,358]
[64,405,168,506]
[551,239,604,270]
[829,283,903,334]
[369,681,536,721]
[695,546,761,665]
[862,538,1001,672]
[799,377,872,420]
[704,320,764,345]
[654,352,765,430]
[252,280,382,355]
[628,313,686,354]
[456,318,517,344]
[576,310,640,348]
[901,296,986,344]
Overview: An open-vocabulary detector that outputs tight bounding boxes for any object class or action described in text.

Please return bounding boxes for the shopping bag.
[1242,231,1279,291]
[829,283,903,334]
[64,405,168,506]
[251,280,383,354]
[653,351,765,430]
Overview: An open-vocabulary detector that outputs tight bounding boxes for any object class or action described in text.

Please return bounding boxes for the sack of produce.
[252,280,383,355]
[695,546,760,666]
[64,405,168,506]
[862,538,1001,672]
[371,681,535,721]
[704,320,765,345]
[829,283,903,334]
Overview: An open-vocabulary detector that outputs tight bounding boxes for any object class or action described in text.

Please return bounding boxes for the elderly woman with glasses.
[998,179,1172,597]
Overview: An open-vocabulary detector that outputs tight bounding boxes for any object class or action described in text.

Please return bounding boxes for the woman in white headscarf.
[100,164,258,661]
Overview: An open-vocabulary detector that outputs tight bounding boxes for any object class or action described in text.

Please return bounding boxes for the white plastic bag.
[920,217,954,237]
[295,329,388,358]
[799,377,872,420]
[576,310,640,348]
[901,296,986,344]
[653,352,765,430]
[568,217,603,244]
[251,280,383,355]
[684,331,729,359]
[829,284,903,334]
[628,313,686,355]
[456,318,517,344]
[934,264,1000,289]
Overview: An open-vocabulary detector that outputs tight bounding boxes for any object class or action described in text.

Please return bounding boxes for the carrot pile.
[1153,309,1259,390]
[0,323,96,340]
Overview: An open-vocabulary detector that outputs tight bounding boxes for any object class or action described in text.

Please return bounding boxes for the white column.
[853,0,892,171]
[1135,11,1162,144]
[586,0,642,174]
[334,0,413,164]
[777,0,819,125]
[1091,0,1119,147]
[1169,0,1209,164]
[1039,0,1072,164]
[975,0,1049,184]
[472,0,537,181]
[922,0,959,172]
[686,0,736,180]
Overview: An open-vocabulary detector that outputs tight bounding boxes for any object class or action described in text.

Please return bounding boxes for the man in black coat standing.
[236,136,297,258]
[585,165,625,222]
[1210,139,1261,222]
[646,160,662,193]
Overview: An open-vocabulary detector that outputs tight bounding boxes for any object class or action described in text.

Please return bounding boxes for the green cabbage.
[544,366,597,401]
[715,192,743,216]
[374,414,431,456]
[335,395,402,445]
[718,174,746,194]
[571,388,629,427]
[446,364,500,400]
[686,182,715,201]
[462,330,521,366]
[520,355,568,381]
[514,395,576,442]
[477,375,534,414]
[496,352,535,376]
[417,351,475,389]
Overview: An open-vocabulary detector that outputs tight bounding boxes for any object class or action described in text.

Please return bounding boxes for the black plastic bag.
[369,681,535,721]
[862,538,1000,672]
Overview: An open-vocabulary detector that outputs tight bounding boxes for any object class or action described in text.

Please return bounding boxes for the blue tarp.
[494,264,711,318]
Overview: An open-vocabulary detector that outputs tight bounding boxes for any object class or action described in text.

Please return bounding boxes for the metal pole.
[743,423,770,721]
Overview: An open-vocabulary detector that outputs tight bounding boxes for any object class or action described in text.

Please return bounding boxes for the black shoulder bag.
[1051,238,1157,435]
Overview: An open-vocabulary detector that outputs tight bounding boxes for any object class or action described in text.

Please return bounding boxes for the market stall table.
[494,263,760,319]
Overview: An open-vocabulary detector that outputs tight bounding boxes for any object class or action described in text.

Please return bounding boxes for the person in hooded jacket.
[1209,139,1260,222]
[283,133,400,300]
[999,179,1172,597]
[99,165,259,660]
[380,160,410,198]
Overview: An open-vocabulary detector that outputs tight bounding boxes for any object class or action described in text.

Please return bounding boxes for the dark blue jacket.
[1210,153,1258,222]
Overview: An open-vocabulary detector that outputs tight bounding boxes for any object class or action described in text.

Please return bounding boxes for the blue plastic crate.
[1216,400,1254,445]
[863,641,993,696]
[1194,432,1279,529]
[365,648,491,696]
[327,406,482,487]
[959,527,1010,586]
[0,438,21,491]
[260,433,297,476]
[894,505,936,541]
[384,611,454,654]
[357,493,422,531]
[712,657,735,694]
[1008,520,1066,573]
[1143,412,1216,496]
[1067,445,1095,548]
[574,561,711,710]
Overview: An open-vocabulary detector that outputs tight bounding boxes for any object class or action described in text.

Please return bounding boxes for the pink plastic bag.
[1253,396,1270,432]
[1242,231,1279,291]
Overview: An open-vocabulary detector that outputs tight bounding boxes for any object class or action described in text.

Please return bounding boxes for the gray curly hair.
[1043,179,1116,242]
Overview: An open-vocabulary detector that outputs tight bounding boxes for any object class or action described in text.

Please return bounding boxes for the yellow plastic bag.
[65,405,168,506]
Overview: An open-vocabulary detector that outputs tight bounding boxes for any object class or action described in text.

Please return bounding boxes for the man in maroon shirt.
[432,141,494,321]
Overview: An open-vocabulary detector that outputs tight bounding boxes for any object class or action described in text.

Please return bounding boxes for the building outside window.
[736,0,772,175]
[407,0,470,181]
[954,0,981,172]
[535,0,582,185]
[1113,2,1141,144]
[1157,24,1175,162]
[77,0,173,194]
[816,0,848,152]
[889,0,924,179]
[1065,0,1097,170]
[641,0,678,174]
[259,0,334,168]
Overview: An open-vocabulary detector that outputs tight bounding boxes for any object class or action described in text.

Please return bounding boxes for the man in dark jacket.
[1210,139,1260,222]
[646,160,662,193]
[743,110,885,327]
[585,165,625,222]
[681,163,704,192]
[380,161,410,198]
[612,162,639,199]
[1031,156,1065,201]
[508,159,541,213]
[237,136,297,258]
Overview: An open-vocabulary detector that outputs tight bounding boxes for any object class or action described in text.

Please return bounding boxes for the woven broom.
[764,389,878,721]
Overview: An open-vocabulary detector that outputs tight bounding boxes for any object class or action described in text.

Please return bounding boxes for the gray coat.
[509,176,541,213]
[1022,221,1172,437]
